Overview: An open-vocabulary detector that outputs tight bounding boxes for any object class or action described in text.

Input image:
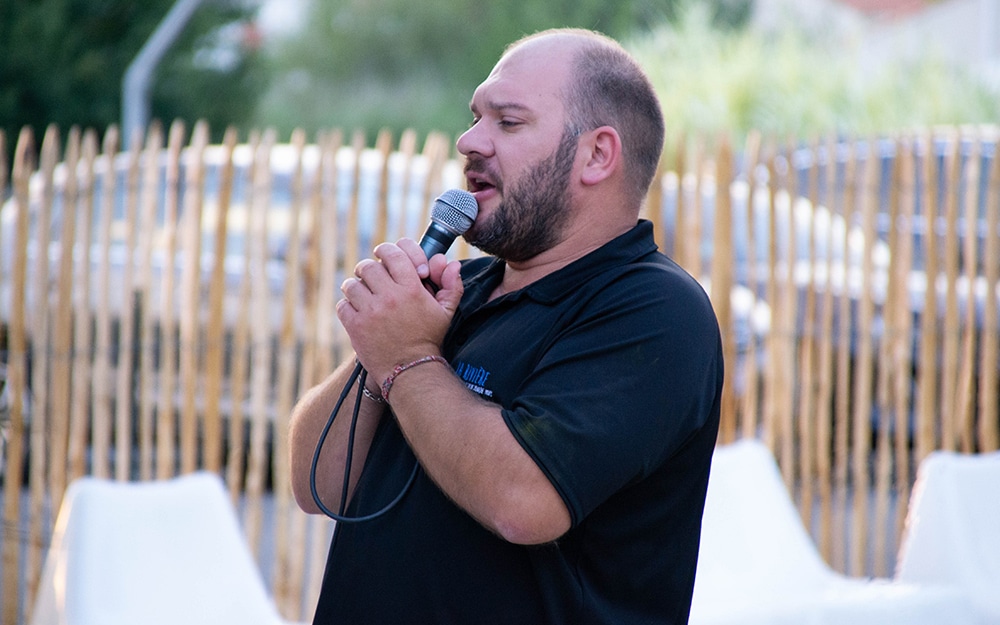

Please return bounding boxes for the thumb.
[435,260,464,315]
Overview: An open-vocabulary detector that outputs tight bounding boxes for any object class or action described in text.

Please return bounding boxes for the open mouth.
[466,172,497,194]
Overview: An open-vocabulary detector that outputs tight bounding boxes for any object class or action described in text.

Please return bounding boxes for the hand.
[336,240,463,382]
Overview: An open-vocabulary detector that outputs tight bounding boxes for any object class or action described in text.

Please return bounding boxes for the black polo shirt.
[314,220,723,625]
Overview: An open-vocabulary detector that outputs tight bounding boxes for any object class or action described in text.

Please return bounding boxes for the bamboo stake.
[178,121,209,475]
[305,128,344,610]
[776,148,797,486]
[797,140,821,527]
[244,128,278,554]
[740,133,764,439]
[203,127,239,473]
[671,136,689,269]
[707,140,734,442]
[136,122,163,481]
[156,120,186,479]
[114,131,143,481]
[392,129,418,243]
[225,130,261,498]
[955,135,981,452]
[91,127,120,480]
[832,140,856,574]
[762,150,781,452]
[272,127,308,617]
[345,130,365,273]
[372,128,392,246]
[915,134,940,463]
[67,130,99,483]
[979,130,1000,451]
[50,127,81,514]
[849,139,878,576]
[26,125,61,611]
[939,133,961,451]
[1,127,34,625]
[873,137,899,577]
[890,136,916,549]
[814,137,839,562]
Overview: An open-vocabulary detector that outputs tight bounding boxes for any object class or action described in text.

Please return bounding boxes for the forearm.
[384,360,571,545]
[289,358,385,515]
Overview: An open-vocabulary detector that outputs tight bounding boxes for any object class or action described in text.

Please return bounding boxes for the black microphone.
[419,189,479,258]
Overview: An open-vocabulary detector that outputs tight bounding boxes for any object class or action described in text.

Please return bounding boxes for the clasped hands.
[337,239,464,385]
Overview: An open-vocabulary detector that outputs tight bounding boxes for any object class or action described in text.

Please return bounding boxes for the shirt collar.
[462,220,659,307]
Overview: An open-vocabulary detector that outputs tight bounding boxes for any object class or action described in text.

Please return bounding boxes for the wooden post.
[67,130,99,483]
[50,127,81,514]
[155,120,186,479]
[178,121,209,475]
[955,134,982,452]
[91,127,120,480]
[815,137,839,562]
[27,125,60,608]
[849,139,878,576]
[273,127,308,617]
[979,129,1000,451]
[202,127,239,473]
[2,126,34,625]
[711,137,737,443]
[939,133,961,451]
[915,134,940,463]
[135,122,163,481]
[225,130,261,496]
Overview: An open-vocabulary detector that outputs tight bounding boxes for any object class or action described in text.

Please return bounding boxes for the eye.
[498,119,522,130]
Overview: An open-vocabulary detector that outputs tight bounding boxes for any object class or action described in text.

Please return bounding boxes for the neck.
[490,217,634,300]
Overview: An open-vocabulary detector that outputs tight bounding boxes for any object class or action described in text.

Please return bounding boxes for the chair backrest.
[896,449,1000,619]
[692,439,838,609]
[30,472,285,625]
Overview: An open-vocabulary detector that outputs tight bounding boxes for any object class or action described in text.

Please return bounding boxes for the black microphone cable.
[307,189,477,523]
[309,362,419,523]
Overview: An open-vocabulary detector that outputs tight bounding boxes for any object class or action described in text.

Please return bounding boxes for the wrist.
[380,355,449,402]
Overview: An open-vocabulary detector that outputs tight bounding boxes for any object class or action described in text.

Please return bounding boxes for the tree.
[255,0,752,141]
[0,0,266,160]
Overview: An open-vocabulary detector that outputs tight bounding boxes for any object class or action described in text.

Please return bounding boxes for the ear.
[579,126,622,187]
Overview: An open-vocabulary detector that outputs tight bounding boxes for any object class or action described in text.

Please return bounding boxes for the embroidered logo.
[455,361,493,398]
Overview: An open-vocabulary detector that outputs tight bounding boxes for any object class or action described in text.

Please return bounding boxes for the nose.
[456,122,492,159]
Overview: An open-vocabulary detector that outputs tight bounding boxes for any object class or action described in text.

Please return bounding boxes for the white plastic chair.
[690,439,981,625]
[896,449,1000,621]
[30,472,291,625]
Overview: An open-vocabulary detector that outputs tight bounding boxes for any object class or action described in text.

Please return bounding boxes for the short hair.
[508,29,666,202]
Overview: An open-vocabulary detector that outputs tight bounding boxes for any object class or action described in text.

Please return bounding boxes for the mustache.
[463,157,502,192]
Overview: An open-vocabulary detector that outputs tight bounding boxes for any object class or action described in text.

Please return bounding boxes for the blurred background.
[2,0,999,160]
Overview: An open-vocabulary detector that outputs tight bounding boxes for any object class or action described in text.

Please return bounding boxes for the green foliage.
[255,0,751,142]
[627,5,1000,155]
[0,0,266,156]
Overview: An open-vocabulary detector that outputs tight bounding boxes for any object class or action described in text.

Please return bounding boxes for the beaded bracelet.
[381,355,448,402]
[362,386,385,405]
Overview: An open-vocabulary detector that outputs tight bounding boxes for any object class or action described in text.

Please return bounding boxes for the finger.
[353,258,391,292]
[372,243,422,286]
[394,238,430,279]
[435,260,465,316]
[339,276,370,307]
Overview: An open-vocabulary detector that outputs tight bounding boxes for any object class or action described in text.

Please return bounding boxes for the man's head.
[509,29,665,202]
[457,29,664,262]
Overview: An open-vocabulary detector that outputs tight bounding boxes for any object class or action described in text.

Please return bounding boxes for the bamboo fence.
[0,122,997,624]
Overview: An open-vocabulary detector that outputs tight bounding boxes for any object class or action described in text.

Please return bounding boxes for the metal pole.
[122,0,205,147]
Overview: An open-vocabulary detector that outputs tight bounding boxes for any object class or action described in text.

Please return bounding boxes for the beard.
[463,127,579,263]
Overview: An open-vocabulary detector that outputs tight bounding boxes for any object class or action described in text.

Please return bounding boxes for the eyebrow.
[470,100,534,117]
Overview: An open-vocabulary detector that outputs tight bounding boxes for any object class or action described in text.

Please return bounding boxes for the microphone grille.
[431,189,479,234]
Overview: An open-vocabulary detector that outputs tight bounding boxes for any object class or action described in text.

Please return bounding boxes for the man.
[290,28,723,624]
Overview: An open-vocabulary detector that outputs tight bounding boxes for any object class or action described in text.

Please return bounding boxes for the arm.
[288,358,385,515]
[337,241,571,544]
